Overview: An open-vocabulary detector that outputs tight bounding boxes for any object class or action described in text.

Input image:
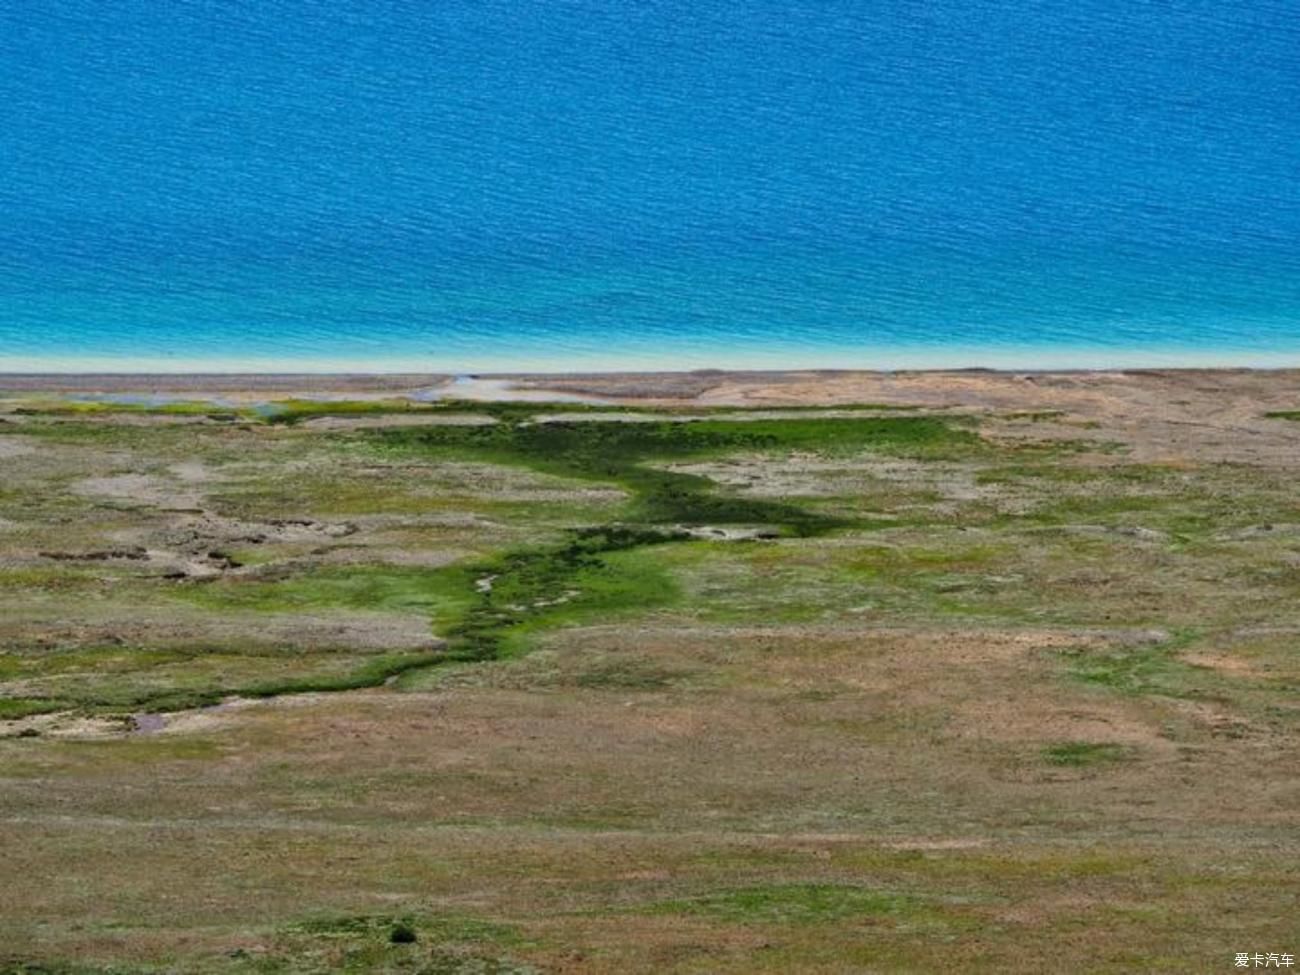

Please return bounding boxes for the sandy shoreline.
[5,367,1295,467]
[1,366,1296,401]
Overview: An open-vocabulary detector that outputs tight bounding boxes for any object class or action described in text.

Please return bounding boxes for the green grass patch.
[1061,631,1208,697]
[843,541,1009,576]
[229,651,445,704]
[179,565,472,619]
[437,526,683,662]
[1042,741,1133,767]
[0,566,110,590]
[262,398,444,424]
[105,651,443,713]
[0,697,67,720]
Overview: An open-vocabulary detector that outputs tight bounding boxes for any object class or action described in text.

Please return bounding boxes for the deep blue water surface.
[2,0,1298,370]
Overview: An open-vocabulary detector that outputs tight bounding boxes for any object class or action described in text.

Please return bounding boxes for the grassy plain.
[0,370,1298,973]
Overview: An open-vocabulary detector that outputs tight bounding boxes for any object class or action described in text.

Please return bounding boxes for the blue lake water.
[2,0,1298,371]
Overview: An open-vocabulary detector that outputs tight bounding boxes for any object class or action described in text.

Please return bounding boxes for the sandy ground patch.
[300,413,499,429]
[73,472,207,509]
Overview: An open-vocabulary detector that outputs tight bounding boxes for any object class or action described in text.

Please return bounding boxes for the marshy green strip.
[377,413,978,666]
[2,651,446,719]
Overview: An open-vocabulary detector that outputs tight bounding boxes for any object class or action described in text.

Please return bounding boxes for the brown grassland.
[0,369,1297,973]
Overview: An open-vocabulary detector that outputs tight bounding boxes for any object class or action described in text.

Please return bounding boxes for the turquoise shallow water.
[2,1,1298,371]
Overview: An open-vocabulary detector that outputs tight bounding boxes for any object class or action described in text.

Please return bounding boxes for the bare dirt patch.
[73,472,207,509]
[300,413,498,430]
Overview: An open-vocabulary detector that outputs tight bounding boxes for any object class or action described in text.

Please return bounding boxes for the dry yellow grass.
[1,370,1298,973]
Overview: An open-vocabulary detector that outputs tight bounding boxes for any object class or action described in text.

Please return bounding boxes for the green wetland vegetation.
[2,405,986,713]
[1,389,1298,973]
[370,413,978,664]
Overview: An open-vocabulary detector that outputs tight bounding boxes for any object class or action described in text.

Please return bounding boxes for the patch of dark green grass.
[9,395,442,427]
[133,651,445,713]
[0,698,67,720]
[439,526,682,663]
[2,651,444,716]
[378,412,977,473]
[1000,410,1067,421]
[389,921,418,944]
[262,398,445,425]
[1263,410,1300,421]
[233,651,446,701]
[1042,741,1133,767]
